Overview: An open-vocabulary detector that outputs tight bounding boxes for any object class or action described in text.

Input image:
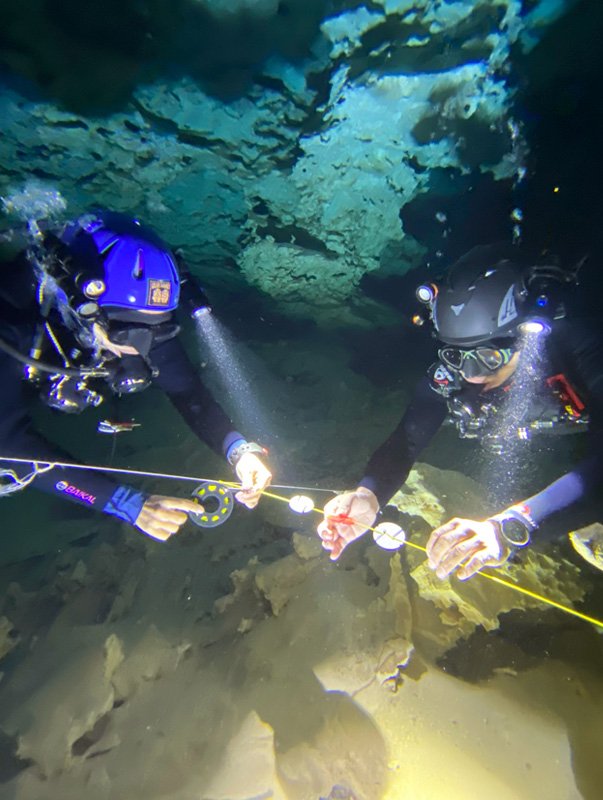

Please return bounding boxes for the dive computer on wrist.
[227,441,266,467]
[492,516,532,548]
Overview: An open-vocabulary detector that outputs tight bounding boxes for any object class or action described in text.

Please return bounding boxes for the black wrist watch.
[492,516,532,548]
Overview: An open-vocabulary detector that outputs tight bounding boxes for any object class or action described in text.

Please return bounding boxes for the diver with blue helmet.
[0,210,272,541]
[317,244,603,577]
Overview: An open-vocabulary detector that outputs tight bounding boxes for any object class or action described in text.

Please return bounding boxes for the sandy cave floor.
[1,468,603,800]
[1,335,603,800]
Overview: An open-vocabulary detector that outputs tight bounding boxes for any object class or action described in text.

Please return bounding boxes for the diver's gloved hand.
[134,495,202,541]
[426,517,511,580]
[234,452,272,509]
[317,487,379,561]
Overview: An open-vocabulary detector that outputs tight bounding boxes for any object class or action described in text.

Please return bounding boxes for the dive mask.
[439,346,514,380]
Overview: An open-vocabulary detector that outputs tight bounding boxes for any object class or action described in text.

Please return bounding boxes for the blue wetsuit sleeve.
[519,453,602,527]
[151,336,246,458]
[518,319,603,527]
[1,385,132,520]
[359,376,447,507]
[28,463,134,514]
[0,435,147,520]
[0,431,148,520]
[521,472,585,526]
[103,485,147,524]
[0,346,148,518]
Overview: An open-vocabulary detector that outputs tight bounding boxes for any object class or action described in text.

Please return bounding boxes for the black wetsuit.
[359,318,603,525]
[0,256,244,526]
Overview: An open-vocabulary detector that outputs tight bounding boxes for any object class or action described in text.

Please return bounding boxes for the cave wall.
[0,0,579,322]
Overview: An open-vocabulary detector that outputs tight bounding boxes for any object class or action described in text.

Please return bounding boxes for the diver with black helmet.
[317,243,603,578]
[0,210,272,541]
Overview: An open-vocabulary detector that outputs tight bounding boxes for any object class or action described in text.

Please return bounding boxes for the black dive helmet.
[432,251,526,347]
[414,245,578,380]
[417,244,575,347]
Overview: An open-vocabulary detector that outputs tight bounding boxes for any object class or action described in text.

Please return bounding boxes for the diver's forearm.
[518,457,601,528]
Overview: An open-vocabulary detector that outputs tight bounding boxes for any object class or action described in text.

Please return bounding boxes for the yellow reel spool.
[189,481,234,528]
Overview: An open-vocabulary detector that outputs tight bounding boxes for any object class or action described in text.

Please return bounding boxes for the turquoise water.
[1,1,603,798]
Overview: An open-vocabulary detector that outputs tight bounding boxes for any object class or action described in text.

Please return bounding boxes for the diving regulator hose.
[0,335,109,379]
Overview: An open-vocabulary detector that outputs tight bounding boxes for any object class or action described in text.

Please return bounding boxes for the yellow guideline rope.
[1,457,602,629]
[253,487,603,630]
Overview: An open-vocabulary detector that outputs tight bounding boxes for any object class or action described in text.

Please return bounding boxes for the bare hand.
[317,487,379,561]
[134,495,202,541]
[234,452,272,509]
[92,322,138,358]
[426,517,511,580]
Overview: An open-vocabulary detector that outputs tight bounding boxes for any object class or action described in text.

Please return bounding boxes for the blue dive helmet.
[66,212,181,314]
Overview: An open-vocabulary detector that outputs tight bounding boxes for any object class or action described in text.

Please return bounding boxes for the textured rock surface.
[0,615,18,663]
[0,1,570,323]
[0,458,600,798]
[2,631,124,777]
[0,2,599,797]
[408,548,588,656]
[203,711,287,800]
[569,522,603,571]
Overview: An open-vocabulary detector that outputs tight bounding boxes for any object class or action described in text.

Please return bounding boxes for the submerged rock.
[0,615,19,663]
[0,632,124,777]
[569,522,603,572]
[0,1,567,324]
[408,548,587,655]
[203,711,287,800]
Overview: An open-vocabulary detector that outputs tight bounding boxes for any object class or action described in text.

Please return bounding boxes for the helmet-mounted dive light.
[412,282,438,327]
[191,302,211,320]
[416,283,438,305]
[518,264,573,337]
[412,313,427,327]
[518,317,552,336]
[82,279,106,299]
[186,282,211,320]
[76,301,101,321]
[179,269,212,319]
[506,259,579,340]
